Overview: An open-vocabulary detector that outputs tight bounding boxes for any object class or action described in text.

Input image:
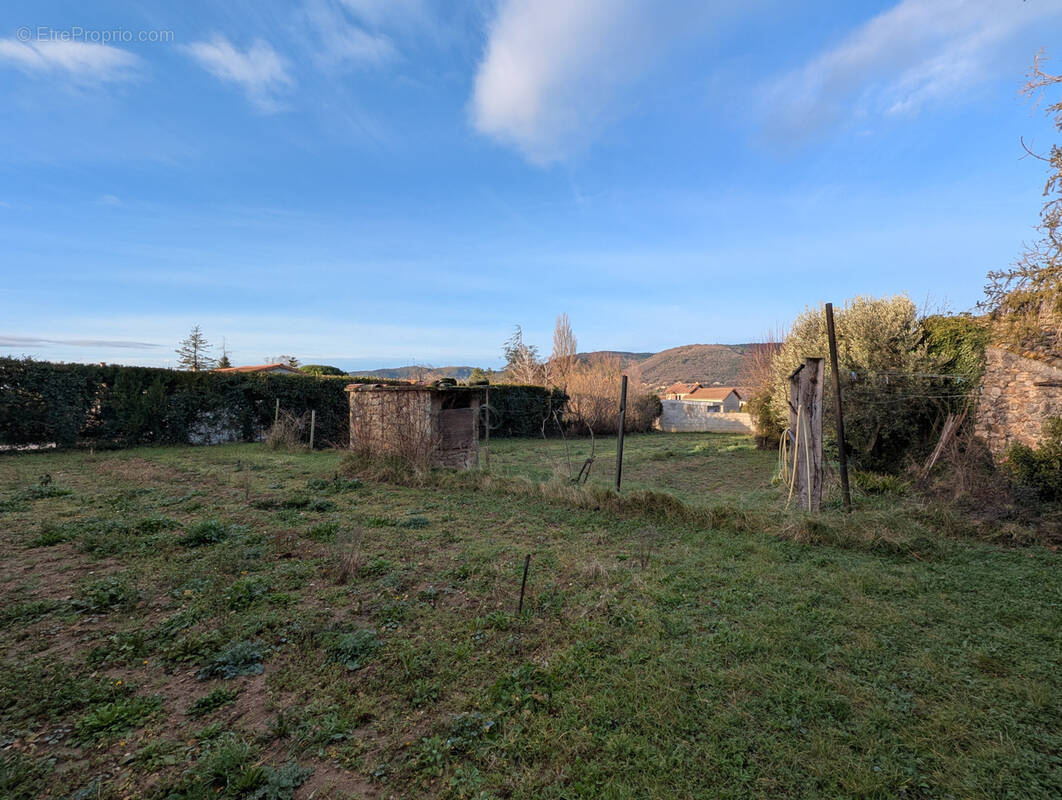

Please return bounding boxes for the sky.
[2,0,1062,371]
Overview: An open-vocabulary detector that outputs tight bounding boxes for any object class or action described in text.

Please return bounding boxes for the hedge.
[0,359,567,450]
[0,359,352,449]
[483,384,567,438]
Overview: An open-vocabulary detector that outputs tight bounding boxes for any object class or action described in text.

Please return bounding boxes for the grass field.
[0,434,1059,799]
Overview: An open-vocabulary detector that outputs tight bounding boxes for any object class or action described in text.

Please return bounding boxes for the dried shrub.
[564,355,660,434]
[265,411,308,451]
[332,528,365,585]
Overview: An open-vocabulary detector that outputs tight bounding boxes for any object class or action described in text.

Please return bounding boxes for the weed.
[0,751,53,800]
[180,519,231,547]
[196,641,265,680]
[72,574,139,613]
[324,629,380,671]
[854,470,909,496]
[186,687,240,718]
[88,630,151,666]
[223,577,270,611]
[73,695,162,742]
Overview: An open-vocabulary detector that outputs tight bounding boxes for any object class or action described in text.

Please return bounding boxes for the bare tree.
[503,326,543,385]
[176,325,217,371]
[267,355,300,369]
[549,313,578,389]
[985,53,1062,342]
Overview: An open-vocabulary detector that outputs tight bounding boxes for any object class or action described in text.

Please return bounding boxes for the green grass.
[0,437,1058,798]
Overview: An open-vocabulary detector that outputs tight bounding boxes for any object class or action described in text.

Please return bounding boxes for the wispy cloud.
[764,0,1062,140]
[0,39,139,83]
[303,0,395,67]
[0,335,160,349]
[184,35,293,111]
[95,194,122,207]
[471,0,713,164]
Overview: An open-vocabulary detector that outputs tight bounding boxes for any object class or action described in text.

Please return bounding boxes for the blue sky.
[2,0,1061,370]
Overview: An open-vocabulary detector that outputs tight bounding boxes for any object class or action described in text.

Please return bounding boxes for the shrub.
[768,296,976,473]
[563,356,659,434]
[1004,418,1062,501]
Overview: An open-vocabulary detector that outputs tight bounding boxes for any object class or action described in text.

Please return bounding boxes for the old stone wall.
[975,346,1062,454]
[657,400,755,434]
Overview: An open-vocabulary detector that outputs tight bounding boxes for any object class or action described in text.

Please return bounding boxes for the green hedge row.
[0,358,354,449]
[0,359,566,450]
[483,384,567,438]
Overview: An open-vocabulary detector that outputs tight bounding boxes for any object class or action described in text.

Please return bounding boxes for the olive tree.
[768,295,951,473]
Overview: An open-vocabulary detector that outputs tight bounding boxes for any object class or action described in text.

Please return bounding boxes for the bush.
[1004,418,1062,501]
[563,356,660,434]
[0,357,354,449]
[768,297,977,473]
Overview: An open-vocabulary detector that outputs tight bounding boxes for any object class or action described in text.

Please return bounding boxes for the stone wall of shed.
[975,346,1062,454]
[349,390,435,464]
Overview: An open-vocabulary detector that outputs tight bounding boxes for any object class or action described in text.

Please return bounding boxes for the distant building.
[683,386,743,413]
[214,363,301,375]
[662,382,700,400]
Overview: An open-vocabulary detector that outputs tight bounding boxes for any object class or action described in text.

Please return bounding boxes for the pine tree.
[176,325,217,371]
[217,338,232,369]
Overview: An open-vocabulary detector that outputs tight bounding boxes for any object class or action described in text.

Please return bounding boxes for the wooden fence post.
[788,357,824,511]
[615,375,628,493]
[309,410,316,450]
[274,398,280,425]
[825,303,852,511]
[484,386,490,470]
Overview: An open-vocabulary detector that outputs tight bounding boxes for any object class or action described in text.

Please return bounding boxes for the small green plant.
[74,695,161,742]
[1004,418,1062,501]
[28,525,68,547]
[324,629,380,670]
[180,520,230,547]
[223,577,270,611]
[186,687,240,718]
[135,515,180,534]
[197,640,265,680]
[853,470,909,496]
[88,630,150,666]
[0,751,53,800]
[73,574,139,613]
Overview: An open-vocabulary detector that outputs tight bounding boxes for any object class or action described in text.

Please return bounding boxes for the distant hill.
[352,343,772,387]
[575,350,654,369]
[351,365,477,380]
[633,344,766,387]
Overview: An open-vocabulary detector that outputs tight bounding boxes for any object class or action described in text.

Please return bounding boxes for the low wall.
[975,346,1062,454]
[657,400,755,434]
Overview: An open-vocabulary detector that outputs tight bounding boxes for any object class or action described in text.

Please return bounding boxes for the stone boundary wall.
[975,346,1062,454]
[657,400,755,434]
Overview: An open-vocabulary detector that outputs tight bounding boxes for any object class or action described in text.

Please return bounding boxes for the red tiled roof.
[663,382,699,395]
[685,386,740,401]
[214,363,299,374]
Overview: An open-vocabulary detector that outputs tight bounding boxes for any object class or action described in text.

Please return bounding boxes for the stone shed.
[345,384,484,469]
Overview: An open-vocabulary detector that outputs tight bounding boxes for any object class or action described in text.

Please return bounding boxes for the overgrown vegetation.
[1004,417,1062,501]
[0,438,1057,798]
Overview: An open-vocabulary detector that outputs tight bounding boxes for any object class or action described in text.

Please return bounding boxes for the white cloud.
[0,39,139,83]
[184,36,293,111]
[95,194,122,206]
[765,0,1062,138]
[471,0,713,164]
